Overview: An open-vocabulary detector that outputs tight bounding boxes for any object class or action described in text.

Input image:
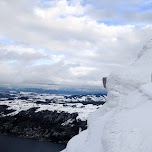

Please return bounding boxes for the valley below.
[0,90,106,144]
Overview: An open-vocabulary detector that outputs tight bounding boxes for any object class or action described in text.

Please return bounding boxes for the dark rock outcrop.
[0,107,87,143]
[0,105,15,115]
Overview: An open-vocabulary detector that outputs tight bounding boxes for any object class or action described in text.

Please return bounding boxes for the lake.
[0,135,66,152]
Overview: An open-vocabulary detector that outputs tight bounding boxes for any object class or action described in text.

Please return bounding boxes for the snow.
[62,39,152,152]
[36,103,100,121]
[0,91,105,121]
[0,97,102,121]
[0,100,37,116]
[17,92,106,103]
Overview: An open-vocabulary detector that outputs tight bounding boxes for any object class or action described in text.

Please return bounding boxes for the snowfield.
[0,93,104,121]
[62,39,152,152]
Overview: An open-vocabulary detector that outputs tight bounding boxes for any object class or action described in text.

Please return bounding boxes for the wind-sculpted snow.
[137,39,152,59]
[62,39,152,152]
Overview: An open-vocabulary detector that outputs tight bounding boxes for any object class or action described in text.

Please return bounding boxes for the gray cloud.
[0,0,152,87]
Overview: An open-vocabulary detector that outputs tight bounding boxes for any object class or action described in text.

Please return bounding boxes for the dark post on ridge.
[102,77,107,88]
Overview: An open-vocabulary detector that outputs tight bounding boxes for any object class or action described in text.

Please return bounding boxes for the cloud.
[0,0,152,87]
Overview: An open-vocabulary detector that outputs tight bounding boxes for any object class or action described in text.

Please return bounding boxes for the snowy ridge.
[62,39,152,152]
[0,92,104,121]
[137,39,152,59]
[0,99,101,121]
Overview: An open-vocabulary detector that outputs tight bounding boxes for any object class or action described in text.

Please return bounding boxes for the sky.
[0,0,152,88]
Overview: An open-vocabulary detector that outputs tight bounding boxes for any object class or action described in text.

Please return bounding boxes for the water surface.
[0,135,66,152]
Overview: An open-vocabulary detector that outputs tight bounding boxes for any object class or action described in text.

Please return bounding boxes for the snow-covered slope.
[62,39,152,152]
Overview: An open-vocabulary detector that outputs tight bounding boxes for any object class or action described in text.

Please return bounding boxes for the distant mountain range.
[0,85,107,95]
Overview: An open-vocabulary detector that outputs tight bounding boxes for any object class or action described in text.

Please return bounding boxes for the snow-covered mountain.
[62,39,152,152]
[0,91,106,120]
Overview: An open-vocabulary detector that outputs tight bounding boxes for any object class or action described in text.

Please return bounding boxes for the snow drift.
[62,39,152,152]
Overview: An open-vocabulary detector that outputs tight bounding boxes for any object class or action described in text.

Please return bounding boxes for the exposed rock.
[0,105,15,115]
[0,107,87,143]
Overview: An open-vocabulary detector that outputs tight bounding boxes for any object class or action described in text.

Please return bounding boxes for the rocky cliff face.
[0,105,87,143]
